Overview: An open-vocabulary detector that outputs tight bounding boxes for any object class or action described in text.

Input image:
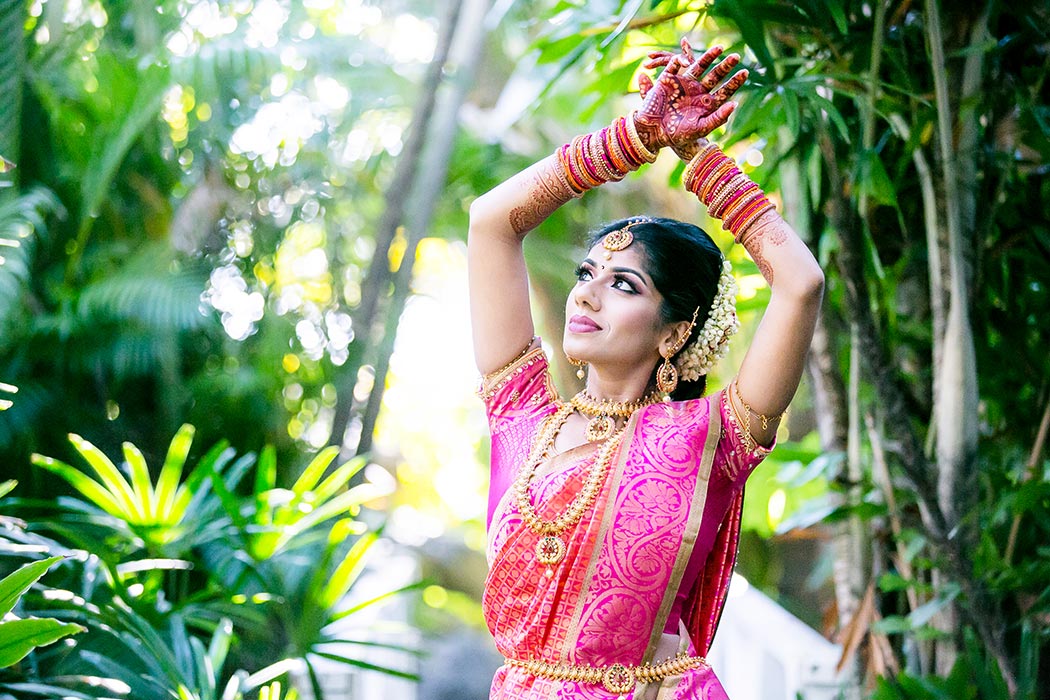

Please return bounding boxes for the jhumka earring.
[566,355,586,380]
[657,307,700,395]
[656,352,679,394]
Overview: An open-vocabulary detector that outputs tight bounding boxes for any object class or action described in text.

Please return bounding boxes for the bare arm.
[732,209,825,448]
[467,155,571,374]
[468,39,745,376]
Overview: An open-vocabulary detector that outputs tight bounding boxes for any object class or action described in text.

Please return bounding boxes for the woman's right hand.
[634,39,748,158]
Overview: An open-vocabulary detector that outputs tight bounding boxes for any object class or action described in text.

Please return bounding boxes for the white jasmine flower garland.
[675,260,740,382]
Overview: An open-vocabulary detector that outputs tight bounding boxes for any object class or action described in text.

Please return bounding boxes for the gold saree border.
[641,394,722,668]
[559,409,641,663]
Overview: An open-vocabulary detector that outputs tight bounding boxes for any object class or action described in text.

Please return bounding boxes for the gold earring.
[656,353,678,394]
[566,355,586,380]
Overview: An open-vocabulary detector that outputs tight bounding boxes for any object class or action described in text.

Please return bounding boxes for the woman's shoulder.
[477,339,559,424]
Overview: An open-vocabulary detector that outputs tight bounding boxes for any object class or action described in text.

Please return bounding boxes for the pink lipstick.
[568,315,601,333]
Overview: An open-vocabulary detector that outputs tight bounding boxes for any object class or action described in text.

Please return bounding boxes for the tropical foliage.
[1,0,1047,698]
[1,424,412,700]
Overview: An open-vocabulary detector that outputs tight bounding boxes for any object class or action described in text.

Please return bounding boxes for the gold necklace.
[570,390,660,442]
[514,393,653,575]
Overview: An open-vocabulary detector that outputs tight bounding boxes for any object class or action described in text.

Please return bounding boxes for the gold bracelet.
[625,112,659,164]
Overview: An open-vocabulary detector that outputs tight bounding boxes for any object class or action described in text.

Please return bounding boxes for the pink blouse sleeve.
[714,387,775,484]
[477,343,559,525]
[477,344,557,434]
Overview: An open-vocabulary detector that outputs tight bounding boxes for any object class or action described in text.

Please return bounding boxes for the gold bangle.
[625,112,659,164]
[721,187,762,224]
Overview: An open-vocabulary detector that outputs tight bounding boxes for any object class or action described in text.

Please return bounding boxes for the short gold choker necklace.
[570,390,660,442]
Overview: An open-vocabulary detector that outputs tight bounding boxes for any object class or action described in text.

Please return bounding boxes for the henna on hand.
[634,39,748,154]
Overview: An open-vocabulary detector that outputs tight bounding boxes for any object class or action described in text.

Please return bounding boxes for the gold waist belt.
[505,652,708,696]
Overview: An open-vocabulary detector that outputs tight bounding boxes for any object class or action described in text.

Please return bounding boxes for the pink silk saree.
[479,347,772,700]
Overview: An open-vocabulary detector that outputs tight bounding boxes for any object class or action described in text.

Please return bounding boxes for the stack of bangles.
[683,141,775,243]
[554,112,658,198]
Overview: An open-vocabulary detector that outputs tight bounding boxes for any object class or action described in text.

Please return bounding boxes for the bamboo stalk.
[1004,397,1050,565]
[866,411,930,675]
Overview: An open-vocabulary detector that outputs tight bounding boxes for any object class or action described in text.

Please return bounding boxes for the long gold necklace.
[570,390,660,442]
[514,393,653,575]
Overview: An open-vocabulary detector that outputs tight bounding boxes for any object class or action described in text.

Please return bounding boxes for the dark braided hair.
[587,216,723,400]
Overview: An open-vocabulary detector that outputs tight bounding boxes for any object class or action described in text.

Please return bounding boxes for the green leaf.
[156,424,195,520]
[67,434,141,520]
[308,652,419,681]
[0,617,85,667]
[331,581,429,622]
[598,0,644,49]
[207,618,234,682]
[122,441,155,522]
[809,93,851,143]
[29,455,124,518]
[779,86,800,141]
[292,446,340,497]
[0,480,15,499]
[856,148,899,207]
[322,531,378,608]
[255,445,277,502]
[0,556,65,618]
[313,456,367,503]
[78,64,169,227]
[822,0,848,34]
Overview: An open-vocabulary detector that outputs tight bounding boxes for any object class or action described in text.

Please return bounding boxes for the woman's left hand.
[634,39,748,158]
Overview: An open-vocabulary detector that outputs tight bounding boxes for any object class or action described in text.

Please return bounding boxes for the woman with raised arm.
[469,39,824,700]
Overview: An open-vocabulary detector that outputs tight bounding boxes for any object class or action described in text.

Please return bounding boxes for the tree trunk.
[355,0,488,457]
[329,0,465,454]
[924,0,985,676]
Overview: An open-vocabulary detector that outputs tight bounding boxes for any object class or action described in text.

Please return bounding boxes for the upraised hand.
[634,39,748,159]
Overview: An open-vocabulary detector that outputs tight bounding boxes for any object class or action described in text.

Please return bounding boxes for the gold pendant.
[536,535,566,566]
[585,415,614,442]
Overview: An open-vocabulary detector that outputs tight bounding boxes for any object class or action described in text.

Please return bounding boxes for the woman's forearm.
[470,114,658,241]
[738,209,825,300]
[469,155,574,242]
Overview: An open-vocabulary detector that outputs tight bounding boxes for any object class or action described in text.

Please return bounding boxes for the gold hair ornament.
[601,217,651,259]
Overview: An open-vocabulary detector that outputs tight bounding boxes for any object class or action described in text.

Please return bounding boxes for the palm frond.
[0,187,64,324]
[77,243,211,334]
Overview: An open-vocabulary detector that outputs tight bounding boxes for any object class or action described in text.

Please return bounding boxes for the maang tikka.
[600,217,651,259]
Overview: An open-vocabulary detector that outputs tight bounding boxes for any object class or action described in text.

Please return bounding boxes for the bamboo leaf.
[255,445,277,503]
[281,484,380,546]
[308,652,419,681]
[822,0,848,34]
[809,93,851,143]
[331,581,429,622]
[599,0,644,49]
[313,456,367,503]
[322,531,378,609]
[856,148,899,207]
